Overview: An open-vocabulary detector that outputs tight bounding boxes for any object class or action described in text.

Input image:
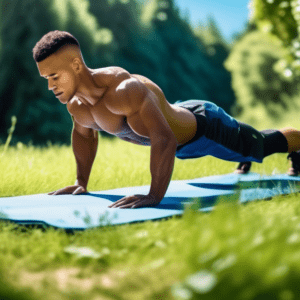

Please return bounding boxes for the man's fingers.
[131,201,145,208]
[53,189,65,195]
[115,200,147,208]
[120,201,145,208]
[117,204,136,208]
[110,203,135,208]
[109,197,148,209]
[48,185,86,196]
[108,195,160,209]
[109,197,136,208]
[109,201,126,208]
[73,186,86,195]
[49,187,70,195]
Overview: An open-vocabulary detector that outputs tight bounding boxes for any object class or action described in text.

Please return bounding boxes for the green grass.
[0,137,300,300]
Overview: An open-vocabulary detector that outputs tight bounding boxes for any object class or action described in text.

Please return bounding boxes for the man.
[33,31,300,209]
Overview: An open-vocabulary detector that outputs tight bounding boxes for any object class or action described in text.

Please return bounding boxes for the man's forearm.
[148,137,177,202]
[72,129,98,188]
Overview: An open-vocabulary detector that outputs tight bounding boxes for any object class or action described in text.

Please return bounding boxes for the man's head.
[33,30,80,63]
[33,31,85,104]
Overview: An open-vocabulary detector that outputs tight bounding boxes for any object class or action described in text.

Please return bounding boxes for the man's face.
[37,52,77,104]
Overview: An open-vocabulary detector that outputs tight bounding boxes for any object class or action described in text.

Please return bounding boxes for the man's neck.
[75,68,107,106]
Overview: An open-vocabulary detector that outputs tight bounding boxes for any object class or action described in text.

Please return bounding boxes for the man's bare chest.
[68,97,126,133]
[67,97,150,144]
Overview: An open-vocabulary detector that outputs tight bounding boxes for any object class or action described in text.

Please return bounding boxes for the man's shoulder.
[92,66,131,86]
[93,66,128,75]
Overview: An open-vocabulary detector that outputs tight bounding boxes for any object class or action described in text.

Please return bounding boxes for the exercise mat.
[0,173,299,230]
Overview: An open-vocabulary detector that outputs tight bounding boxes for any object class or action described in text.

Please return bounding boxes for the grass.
[1,136,300,299]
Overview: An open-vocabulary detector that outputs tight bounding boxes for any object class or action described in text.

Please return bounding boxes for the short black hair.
[33,30,80,62]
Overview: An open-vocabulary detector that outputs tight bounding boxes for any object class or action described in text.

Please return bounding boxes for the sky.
[174,0,251,41]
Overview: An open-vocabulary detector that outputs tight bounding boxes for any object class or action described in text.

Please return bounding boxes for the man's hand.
[48,185,87,195]
[108,194,161,209]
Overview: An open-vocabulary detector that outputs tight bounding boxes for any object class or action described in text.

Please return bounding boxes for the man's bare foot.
[287,152,300,176]
[234,161,252,174]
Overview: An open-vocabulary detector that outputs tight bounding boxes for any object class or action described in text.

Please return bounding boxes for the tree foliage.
[224,0,300,124]
[251,0,300,78]
[194,16,234,109]
[225,30,300,123]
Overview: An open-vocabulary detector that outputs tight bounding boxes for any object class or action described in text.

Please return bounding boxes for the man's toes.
[235,162,252,174]
[234,169,247,174]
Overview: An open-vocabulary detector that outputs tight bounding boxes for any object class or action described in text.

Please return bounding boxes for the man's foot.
[234,161,252,174]
[287,151,300,176]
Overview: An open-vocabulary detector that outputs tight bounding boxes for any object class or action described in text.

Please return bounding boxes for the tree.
[225,30,300,123]
[251,0,300,78]
[0,0,62,144]
[194,16,227,52]
[194,16,235,110]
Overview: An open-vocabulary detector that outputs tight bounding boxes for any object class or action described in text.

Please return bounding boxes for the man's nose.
[48,80,56,91]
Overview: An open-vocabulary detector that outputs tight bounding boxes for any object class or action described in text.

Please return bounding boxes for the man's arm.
[48,120,98,195]
[143,96,177,202]
[72,122,98,189]
[109,81,177,208]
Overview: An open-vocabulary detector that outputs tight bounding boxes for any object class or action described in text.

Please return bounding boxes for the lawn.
[0,136,300,300]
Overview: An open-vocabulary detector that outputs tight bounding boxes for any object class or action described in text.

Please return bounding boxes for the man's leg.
[287,151,300,176]
[235,127,300,175]
[280,128,300,176]
[234,128,284,174]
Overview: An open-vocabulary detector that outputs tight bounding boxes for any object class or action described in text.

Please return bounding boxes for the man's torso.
[67,67,197,146]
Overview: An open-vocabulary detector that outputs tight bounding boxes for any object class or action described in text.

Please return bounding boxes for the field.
[1,136,300,300]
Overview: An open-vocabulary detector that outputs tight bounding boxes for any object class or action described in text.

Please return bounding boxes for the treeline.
[0,0,235,145]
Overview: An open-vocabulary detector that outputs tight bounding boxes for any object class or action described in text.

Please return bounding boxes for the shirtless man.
[33,31,300,208]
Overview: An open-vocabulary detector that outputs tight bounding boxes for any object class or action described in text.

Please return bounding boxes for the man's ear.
[72,58,82,74]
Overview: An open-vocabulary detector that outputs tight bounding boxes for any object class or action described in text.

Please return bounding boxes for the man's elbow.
[168,132,177,148]
[154,132,177,150]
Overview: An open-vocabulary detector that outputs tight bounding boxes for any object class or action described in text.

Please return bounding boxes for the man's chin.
[61,96,71,104]
[65,93,76,104]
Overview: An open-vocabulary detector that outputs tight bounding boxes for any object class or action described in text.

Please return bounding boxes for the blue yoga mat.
[0,173,300,230]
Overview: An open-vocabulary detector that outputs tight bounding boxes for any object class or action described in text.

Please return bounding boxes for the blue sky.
[174,0,251,41]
